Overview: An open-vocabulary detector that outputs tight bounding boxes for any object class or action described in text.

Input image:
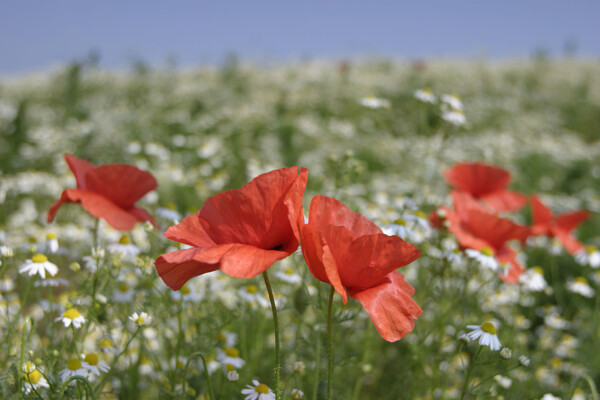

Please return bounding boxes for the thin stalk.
[58,375,94,400]
[460,346,482,400]
[94,327,141,394]
[326,286,335,400]
[181,352,213,400]
[262,271,280,398]
[311,331,321,400]
[549,253,565,308]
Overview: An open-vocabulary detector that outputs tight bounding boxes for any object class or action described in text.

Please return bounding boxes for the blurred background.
[1,0,600,75]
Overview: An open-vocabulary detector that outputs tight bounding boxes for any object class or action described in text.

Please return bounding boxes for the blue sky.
[1,1,599,74]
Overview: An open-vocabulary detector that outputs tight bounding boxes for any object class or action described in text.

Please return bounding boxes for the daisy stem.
[262,271,280,398]
[549,254,565,308]
[326,286,335,400]
[181,352,213,400]
[460,346,482,400]
[92,217,100,249]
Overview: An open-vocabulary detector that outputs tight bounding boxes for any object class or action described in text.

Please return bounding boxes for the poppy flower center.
[32,254,48,263]
[63,308,80,319]
[270,244,283,251]
[480,322,496,334]
[28,369,42,384]
[480,247,494,257]
[67,358,82,370]
[255,383,269,394]
[84,353,99,366]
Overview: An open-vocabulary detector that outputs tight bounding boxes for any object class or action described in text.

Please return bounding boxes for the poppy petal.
[321,244,348,304]
[164,213,216,248]
[59,188,138,231]
[350,271,422,342]
[554,230,585,255]
[64,154,94,189]
[482,190,527,213]
[339,233,421,290]
[155,247,221,290]
[555,210,590,233]
[84,164,158,209]
[463,210,530,251]
[496,247,524,284]
[307,195,381,238]
[197,167,306,251]
[47,191,71,223]
[444,162,511,197]
[530,195,553,235]
[219,244,290,279]
[129,206,159,229]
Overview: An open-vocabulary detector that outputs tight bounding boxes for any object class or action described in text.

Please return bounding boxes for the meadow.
[0,56,599,399]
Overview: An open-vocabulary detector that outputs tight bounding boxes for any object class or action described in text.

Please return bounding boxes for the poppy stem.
[262,271,280,398]
[327,286,335,400]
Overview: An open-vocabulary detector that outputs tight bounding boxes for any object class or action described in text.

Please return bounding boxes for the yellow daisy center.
[216,332,226,342]
[224,347,239,358]
[166,202,177,210]
[135,316,145,325]
[285,268,295,275]
[28,237,37,243]
[46,233,57,240]
[119,235,131,245]
[480,322,497,334]
[32,254,48,263]
[63,308,80,320]
[423,88,432,94]
[415,211,427,219]
[225,363,236,372]
[246,285,258,294]
[99,339,112,348]
[574,277,588,285]
[532,266,544,275]
[67,358,82,370]
[255,383,269,394]
[28,369,42,384]
[119,283,130,292]
[393,218,407,226]
[181,285,191,295]
[84,353,99,366]
[480,247,494,257]
[586,245,598,254]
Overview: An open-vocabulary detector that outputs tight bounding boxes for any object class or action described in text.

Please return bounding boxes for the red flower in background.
[155,167,308,290]
[530,195,590,254]
[48,154,157,231]
[300,195,422,342]
[443,162,527,213]
[434,191,530,283]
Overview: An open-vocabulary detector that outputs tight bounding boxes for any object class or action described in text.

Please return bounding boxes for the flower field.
[1,57,599,399]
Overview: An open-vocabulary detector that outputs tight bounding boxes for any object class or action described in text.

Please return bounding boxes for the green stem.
[18,318,31,400]
[92,218,100,249]
[326,286,335,400]
[311,331,321,400]
[94,327,141,394]
[460,346,482,400]
[58,375,94,400]
[262,271,280,398]
[181,352,213,400]
[549,253,565,309]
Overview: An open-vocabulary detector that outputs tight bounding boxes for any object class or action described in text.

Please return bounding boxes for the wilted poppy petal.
[349,271,422,342]
[197,167,306,250]
[339,234,421,290]
[64,154,94,189]
[444,162,511,197]
[307,195,381,238]
[155,247,222,290]
[60,188,138,231]
[84,164,158,209]
[219,244,291,279]
[555,210,590,233]
[482,190,527,213]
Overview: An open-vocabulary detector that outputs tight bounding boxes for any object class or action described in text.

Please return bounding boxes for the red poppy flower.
[47,154,158,231]
[434,191,530,283]
[155,167,308,290]
[299,195,422,342]
[443,162,527,213]
[530,195,589,254]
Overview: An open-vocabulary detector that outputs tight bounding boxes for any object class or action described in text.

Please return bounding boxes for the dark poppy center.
[270,244,284,251]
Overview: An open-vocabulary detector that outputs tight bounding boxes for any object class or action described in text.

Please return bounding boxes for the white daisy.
[275,267,302,284]
[0,276,15,292]
[19,254,58,279]
[22,362,49,394]
[216,347,245,369]
[82,353,110,377]
[129,311,152,326]
[1,245,14,257]
[381,218,413,240]
[519,266,548,292]
[291,389,304,399]
[241,380,275,400]
[82,247,105,272]
[442,110,467,126]
[170,282,204,302]
[575,245,600,268]
[414,88,437,104]
[519,355,530,367]
[238,284,268,307]
[113,282,135,303]
[566,277,595,298]
[465,248,499,271]
[465,322,501,351]
[59,358,88,381]
[55,308,86,329]
[293,361,306,374]
[98,338,118,354]
[44,233,59,254]
[540,394,560,400]
[359,95,390,109]
[106,235,140,259]
[227,370,239,382]
[156,203,182,223]
[441,93,463,110]
[215,331,238,348]
[34,278,69,288]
